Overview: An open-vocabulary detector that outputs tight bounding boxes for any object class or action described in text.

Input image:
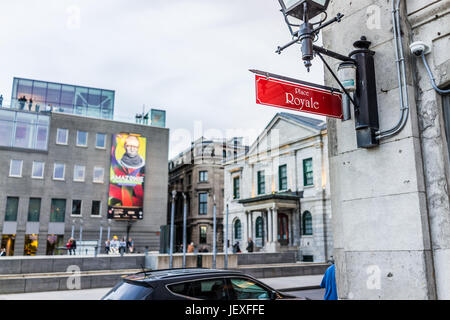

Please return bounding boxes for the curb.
[278,285,322,292]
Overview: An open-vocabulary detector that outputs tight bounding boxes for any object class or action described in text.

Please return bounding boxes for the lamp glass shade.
[281,0,329,20]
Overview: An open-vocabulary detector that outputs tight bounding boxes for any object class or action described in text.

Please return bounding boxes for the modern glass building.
[11,77,115,120]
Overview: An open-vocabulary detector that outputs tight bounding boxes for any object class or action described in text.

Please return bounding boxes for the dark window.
[27,198,41,222]
[199,171,208,182]
[168,278,227,300]
[228,278,270,300]
[279,165,287,191]
[257,171,265,195]
[234,219,242,240]
[199,193,208,215]
[200,225,207,244]
[72,200,82,216]
[233,177,240,199]
[302,255,314,262]
[255,217,263,238]
[50,199,66,222]
[303,158,313,186]
[302,211,313,235]
[91,201,101,216]
[5,197,19,221]
[103,281,153,300]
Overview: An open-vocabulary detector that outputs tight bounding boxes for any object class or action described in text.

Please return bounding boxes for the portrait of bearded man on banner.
[108,134,146,213]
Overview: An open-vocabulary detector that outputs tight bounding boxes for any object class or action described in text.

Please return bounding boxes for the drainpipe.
[376,0,410,140]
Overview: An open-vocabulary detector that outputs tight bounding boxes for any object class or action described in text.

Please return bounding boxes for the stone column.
[272,206,278,244]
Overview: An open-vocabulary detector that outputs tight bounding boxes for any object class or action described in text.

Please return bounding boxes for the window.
[302,255,314,262]
[234,219,242,240]
[73,165,85,182]
[233,176,240,199]
[257,171,265,195]
[5,197,19,221]
[76,130,88,147]
[50,199,66,222]
[72,200,82,216]
[303,158,314,186]
[279,164,287,191]
[302,211,313,235]
[0,109,49,150]
[53,163,65,180]
[255,216,263,238]
[56,128,68,145]
[102,282,153,300]
[27,198,41,222]
[31,161,45,179]
[93,166,105,183]
[167,279,227,300]
[200,225,207,244]
[199,193,208,215]
[91,200,101,216]
[229,278,270,300]
[96,133,106,149]
[9,159,23,177]
[199,170,208,182]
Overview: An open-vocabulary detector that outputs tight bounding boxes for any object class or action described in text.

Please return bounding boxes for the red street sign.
[254,74,343,119]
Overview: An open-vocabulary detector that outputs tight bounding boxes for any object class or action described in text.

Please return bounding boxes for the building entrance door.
[278,213,289,246]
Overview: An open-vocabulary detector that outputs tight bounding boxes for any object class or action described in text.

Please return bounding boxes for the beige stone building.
[168,137,247,252]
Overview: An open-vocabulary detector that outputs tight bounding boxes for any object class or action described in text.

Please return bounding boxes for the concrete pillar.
[272,207,278,244]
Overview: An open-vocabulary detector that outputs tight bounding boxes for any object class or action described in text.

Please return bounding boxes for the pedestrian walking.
[105,239,110,254]
[119,237,127,256]
[127,237,135,253]
[233,241,241,253]
[320,263,338,300]
[187,242,195,253]
[246,237,254,253]
[71,238,77,255]
[110,236,119,254]
[66,238,73,255]
[28,98,33,111]
[0,248,6,256]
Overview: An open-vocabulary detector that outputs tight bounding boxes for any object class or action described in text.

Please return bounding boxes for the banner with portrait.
[108,133,146,219]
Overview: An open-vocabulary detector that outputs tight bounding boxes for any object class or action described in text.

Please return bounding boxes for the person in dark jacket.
[246,238,254,253]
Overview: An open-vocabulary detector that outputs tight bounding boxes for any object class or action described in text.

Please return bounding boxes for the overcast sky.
[0,0,325,158]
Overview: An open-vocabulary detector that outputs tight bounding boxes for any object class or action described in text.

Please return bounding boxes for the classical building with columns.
[223,112,333,262]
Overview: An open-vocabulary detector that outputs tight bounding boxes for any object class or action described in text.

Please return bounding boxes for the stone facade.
[0,110,169,256]
[223,113,333,262]
[168,137,247,252]
[322,0,449,299]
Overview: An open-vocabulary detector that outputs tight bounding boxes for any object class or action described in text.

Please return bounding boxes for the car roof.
[123,268,247,283]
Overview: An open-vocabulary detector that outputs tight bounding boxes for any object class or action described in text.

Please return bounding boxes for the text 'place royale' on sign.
[254,75,343,119]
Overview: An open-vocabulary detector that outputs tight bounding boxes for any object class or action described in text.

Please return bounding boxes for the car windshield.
[102,281,153,300]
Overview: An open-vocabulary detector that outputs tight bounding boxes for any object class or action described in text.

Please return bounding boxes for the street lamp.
[169,190,177,269]
[276,1,381,149]
[279,0,330,20]
[278,0,333,71]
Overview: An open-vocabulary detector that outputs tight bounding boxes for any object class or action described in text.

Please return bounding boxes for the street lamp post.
[224,202,229,269]
[182,192,187,268]
[169,190,177,269]
[212,194,217,269]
